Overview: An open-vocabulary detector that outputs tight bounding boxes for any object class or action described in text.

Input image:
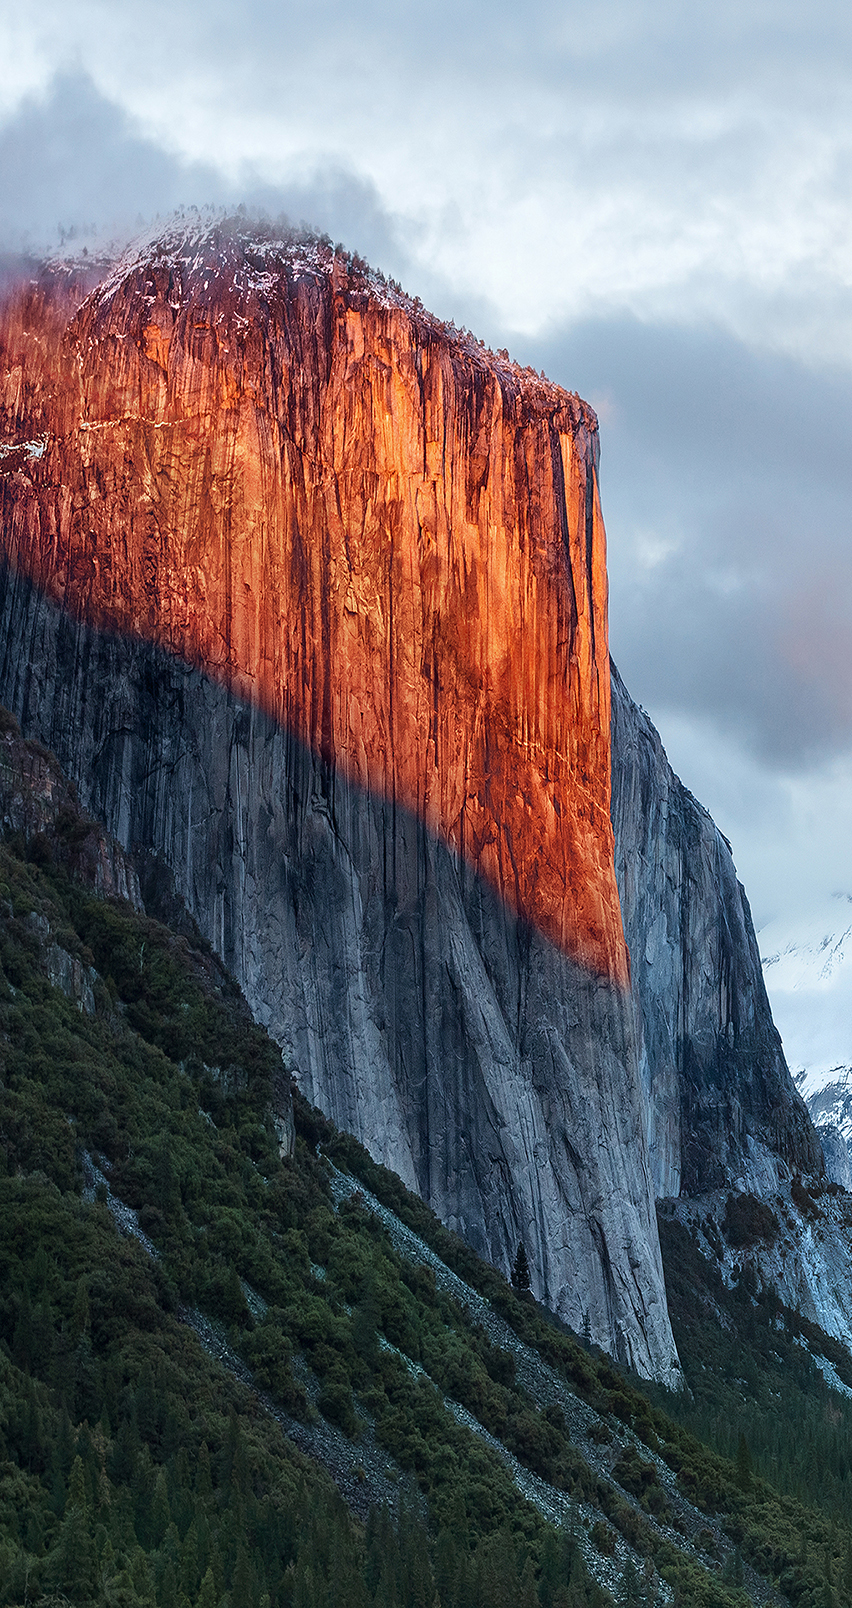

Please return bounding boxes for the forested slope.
[0,710,851,1608]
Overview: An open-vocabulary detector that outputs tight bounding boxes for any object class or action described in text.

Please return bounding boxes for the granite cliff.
[610,663,821,1201]
[0,223,676,1381]
[609,670,852,1355]
[0,221,828,1380]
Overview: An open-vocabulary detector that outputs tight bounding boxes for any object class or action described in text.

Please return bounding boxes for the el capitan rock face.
[0,230,625,984]
[0,226,678,1381]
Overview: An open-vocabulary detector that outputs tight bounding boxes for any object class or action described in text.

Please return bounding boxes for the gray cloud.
[0,69,414,286]
[515,318,852,769]
[0,70,227,250]
[27,0,852,104]
[7,1,852,349]
[3,17,852,1058]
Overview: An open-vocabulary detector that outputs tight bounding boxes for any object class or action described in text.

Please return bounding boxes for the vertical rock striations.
[0,227,624,983]
[610,661,821,1199]
[0,223,678,1381]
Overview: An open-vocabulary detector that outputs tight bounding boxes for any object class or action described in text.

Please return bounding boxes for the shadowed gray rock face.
[0,564,679,1384]
[816,1125,851,1191]
[2,570,827,1379]
[610,660,822,1200]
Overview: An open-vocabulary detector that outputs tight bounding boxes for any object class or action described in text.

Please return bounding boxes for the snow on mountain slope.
[759,894,852,1183]
[760,892,852,1099]
[798,1073,852,1147]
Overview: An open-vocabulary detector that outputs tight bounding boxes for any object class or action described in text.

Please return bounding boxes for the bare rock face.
[0,227,625,983]
[23,909,98,1016]
[0,225,678,1381]
[816,1125,851,1191]
[0,574,677,1379]
[0,709,142,909]
[610,661,822,1199]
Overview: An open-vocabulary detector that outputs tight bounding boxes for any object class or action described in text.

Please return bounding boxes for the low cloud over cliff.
[3,0,852,1067]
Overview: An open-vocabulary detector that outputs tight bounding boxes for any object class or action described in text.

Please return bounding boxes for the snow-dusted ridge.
[53,209,595,427]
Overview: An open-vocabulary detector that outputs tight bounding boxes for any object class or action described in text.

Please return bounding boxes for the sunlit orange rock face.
[0,227,627,985]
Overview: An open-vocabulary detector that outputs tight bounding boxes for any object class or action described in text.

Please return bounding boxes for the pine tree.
[519,1556,538,1608]
[352,1279,381,1365]
[434,1530,460,1608]
[53,1455,97,1599]
[71,1275,90,1340]
[196,1441,213,1498]
[736,1432,753,1491]
[22,1380,43,1472]
[159,1558,179,1608]
[12,1290,35,1372]
[196,1567,217,1608]
[511,1243,531,1293]
[621,1551,640,1605]
[152,1467,171,1547]
[181,1521,200,1599]
[231,1547,254,1608]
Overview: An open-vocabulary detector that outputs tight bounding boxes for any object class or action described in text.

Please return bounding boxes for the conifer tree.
[71,1275,90,1340]
[231,1546,253,1608]
[519,1556,538,1608]
[621,1551,640,1605]
[511,1242,531,1293]
[52,1454,97,1599]
[196,1440,213,1498]
[736,1431,753,1491]
[196,1567,217,1608]
[181,1521,200,1599]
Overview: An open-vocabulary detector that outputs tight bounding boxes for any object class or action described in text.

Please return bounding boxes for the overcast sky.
[2,0,852,1075]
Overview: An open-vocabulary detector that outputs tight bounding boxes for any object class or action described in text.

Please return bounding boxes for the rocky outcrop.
[0,225,678,1381]
[816,1125,851,1191]
[804,1075,852,1170]
[23,909,98,1016]
[663,1181,852,1360]
[0,708,142,908]
[610,661,822,1199]
[1,704,296,1157]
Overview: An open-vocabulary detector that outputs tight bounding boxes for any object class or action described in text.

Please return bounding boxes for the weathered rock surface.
[0,222,832,1379]
[1,706,296,1156]
[804,1074,852,1167]
[665,1182,852,1361]
[0,709,142,908]
[0,226,678,1380]
[815,1125,851,1191]
[0,571,675,1379]
[23,908,98,1016]
[610,661,822,1199]
[0,225,625,983]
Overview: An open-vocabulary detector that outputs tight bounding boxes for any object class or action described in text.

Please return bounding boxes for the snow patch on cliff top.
[73,212,595,429]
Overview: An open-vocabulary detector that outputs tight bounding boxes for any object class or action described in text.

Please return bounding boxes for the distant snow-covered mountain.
[760,895,852,1185]
[797,1069,852,1142]
[760,892,852,1099]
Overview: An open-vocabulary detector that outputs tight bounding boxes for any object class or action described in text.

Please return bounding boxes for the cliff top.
[29,212,598,434]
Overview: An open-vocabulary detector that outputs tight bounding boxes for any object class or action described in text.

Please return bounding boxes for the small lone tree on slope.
[511,1241,531,1293]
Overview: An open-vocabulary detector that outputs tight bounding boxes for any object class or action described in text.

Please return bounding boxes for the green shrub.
[591,1519,615,1556]
[722,1193,779,1249]
[317,1380,359,1438]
